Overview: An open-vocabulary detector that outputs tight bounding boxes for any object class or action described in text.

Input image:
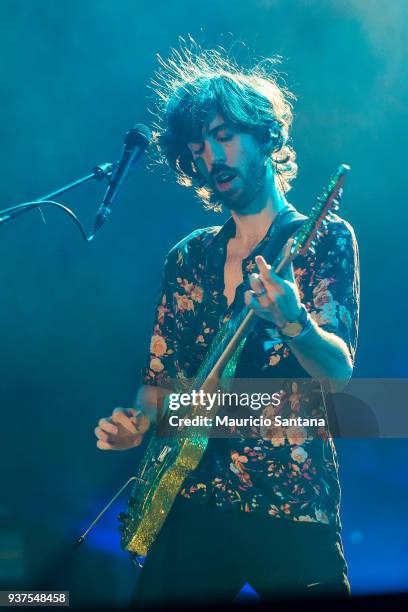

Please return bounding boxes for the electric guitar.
[119,164,350,563]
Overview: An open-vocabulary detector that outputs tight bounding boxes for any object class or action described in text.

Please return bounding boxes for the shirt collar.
[205,203,296,252]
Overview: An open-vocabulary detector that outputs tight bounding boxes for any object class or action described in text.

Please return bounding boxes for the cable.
[0,200,95,242]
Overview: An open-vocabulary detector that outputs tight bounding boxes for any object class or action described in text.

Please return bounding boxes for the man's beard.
[207,157,267,212]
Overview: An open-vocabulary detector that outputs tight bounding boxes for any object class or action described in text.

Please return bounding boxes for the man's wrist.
[266,305,313,342]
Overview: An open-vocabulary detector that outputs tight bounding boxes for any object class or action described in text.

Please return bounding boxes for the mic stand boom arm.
[0,161,115,242]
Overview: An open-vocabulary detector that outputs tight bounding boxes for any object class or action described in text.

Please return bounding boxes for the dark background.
[0,0,407,607]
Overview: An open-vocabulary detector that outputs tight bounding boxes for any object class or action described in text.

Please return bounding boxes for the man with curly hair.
[95,45,359,606]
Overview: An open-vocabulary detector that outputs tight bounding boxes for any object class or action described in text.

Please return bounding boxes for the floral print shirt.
[142,207,360,527]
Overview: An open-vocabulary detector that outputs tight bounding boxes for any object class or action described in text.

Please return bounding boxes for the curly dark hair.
[150,41,298,211]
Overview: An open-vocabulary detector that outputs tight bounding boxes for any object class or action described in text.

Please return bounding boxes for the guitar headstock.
[291,163,350,257]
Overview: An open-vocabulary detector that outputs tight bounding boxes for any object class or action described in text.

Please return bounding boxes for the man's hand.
[94,408,150,451]
[244,254,302,327]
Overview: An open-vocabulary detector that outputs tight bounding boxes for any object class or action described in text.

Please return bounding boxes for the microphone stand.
[1,160,149,563]
[0,162,115,240]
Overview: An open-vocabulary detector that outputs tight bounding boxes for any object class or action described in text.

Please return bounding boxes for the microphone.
[93,123,152,234]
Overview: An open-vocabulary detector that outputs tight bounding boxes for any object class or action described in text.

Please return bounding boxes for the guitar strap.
[233,205,308,312]
[222,206,308,378]
[259,206,308,270]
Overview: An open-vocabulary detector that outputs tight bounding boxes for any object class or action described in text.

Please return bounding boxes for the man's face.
[187,111,267,212]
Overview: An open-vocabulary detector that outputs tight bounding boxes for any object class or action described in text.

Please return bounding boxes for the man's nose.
[205,140,226,173]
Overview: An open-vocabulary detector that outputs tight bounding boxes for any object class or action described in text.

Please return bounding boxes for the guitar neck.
[203,242,296,384]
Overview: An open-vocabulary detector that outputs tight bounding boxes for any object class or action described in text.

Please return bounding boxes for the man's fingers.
[246,293,261,311]
[112,409,138,434]
[94,426,110,442]
[248,274,270,308]
[244,289,268,313]
[255,255,271,273]
[95,407,148,451]
[98,418,118,435]
[255,255,295,285]
[255,255,283,290]
[134,414,150,434]
[96,439,114,451]
[249,271,282,307]
[127,408,141,417]
[248,273,265,295]
[113,407,126,415]
[124,408,150,434]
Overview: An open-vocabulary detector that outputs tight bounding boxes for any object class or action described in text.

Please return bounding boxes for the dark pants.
[135,495,350,608]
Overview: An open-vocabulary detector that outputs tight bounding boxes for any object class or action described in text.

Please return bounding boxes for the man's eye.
[218,132,234,142]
